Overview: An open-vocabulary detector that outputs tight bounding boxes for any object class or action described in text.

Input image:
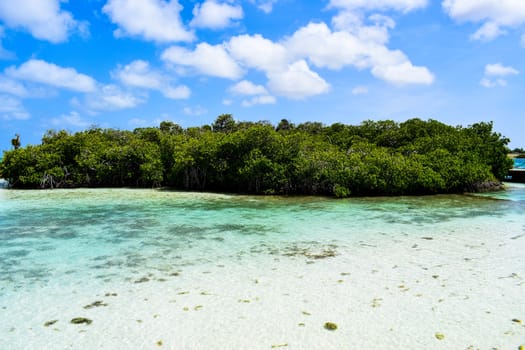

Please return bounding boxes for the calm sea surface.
[1,185,524,349]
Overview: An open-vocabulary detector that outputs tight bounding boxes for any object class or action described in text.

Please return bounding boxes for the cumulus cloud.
[0,0,83,43]
[328,0,428,13]
[162,43,243,79]
[241,95,276,107]
[6,59,97,92]
[51,111,91,128]
[161,4,434,100]
[229,80,276,106]
[443,0,525,41]
[285,22,434,85]
[113,60,190,99]
[103,0,194,42]
[0,27,15,59]
[484,63,519,76]
[480,62,519,88]
[86,84,146,111]
[267,60,330,99]
[0,95,30,120]
[190,0,243,29]
[183,105,208,116]
[0,76,28,97]
[372,61,434,85]
[228,34,289,72]
[249,0,277,13]
[230,80,268,95]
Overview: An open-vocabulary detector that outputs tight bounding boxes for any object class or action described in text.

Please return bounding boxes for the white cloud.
[285,22,434,85]
[228,34,288,72]
[0,77,28,97]
[0,95,30,120]
[51,111,91,128]
[163,85,191,99]
[114,60,163,89]
[484,63,519,76]
[0,0,82,43]
[113,60,190,99]
[480,63,519,88]
[249,0,277,13]
[86,84,145,111]
[6,59,97,92]
[230,80,268,95]
[0,27,15,59]
[128,118,149,127]
[222,99,233,106]
[103,0,194,42]
[471,21,505,41]
[443,0,525,41]
[372,61,434,85]
[480,77,506,88]
[241,95,276,107]
[267,60,330,99]
[352,86,368,94]
[162,43,243,79]
[162,8,434,100]
[183,105,207,116]
[190,0,243,29]
[229,80,276,106]
[328,0,428,13]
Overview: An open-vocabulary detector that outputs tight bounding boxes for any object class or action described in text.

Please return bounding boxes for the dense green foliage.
[0,116,513,196]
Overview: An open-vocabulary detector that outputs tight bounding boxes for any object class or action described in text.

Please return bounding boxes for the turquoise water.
[514,158,525,169]
[1,188,521,294]
[1,187,524,349]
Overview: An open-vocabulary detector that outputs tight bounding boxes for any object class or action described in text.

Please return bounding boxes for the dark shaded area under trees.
[0,116,513,197]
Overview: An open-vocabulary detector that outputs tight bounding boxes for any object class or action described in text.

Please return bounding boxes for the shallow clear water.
[1,187,524,349]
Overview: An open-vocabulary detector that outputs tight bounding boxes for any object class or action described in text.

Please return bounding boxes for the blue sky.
[0,0,524,153]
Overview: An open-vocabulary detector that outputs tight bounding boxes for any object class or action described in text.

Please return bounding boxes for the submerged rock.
[134,277,150,283]
[324,322,338,330]
[44,320,58,327]
[70,317,92,325]
[83,300,108,309]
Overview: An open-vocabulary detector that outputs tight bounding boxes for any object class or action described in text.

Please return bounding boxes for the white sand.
[2,217,524,350]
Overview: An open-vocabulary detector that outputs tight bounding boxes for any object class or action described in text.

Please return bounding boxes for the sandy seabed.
[2,217,524,350]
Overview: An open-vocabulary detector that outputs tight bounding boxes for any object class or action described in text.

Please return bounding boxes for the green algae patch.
[70,317,92,325]
[83,300,108,309]
[324,322,338,330]
[435,333,445,340]
[44,320,58,327]
[134,277,150,283]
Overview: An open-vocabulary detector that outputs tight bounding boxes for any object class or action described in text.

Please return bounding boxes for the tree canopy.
[0,117,513,196]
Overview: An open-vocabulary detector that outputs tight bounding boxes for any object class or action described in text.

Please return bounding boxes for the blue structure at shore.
[507,158,525,182]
